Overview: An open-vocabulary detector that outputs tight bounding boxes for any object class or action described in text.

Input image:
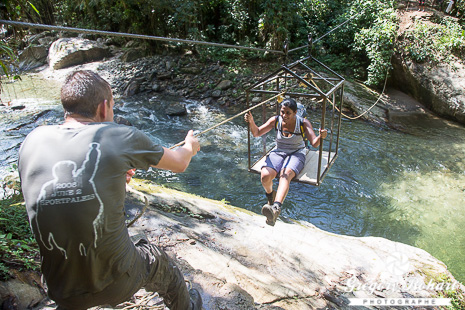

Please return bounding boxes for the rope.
[169,91,286,149]
[341,72,389,120]
[307,71,388,120]
[288,9,366,54]
[0,20,285,55]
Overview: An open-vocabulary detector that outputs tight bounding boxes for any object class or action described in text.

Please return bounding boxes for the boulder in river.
[18,46,49,71]
[164,101,188,116]
[48,38,112,70]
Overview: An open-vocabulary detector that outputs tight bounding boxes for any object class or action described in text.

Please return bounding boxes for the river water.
[1,74,464,283]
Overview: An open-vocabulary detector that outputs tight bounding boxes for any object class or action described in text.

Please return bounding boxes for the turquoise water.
[1,76,464,283]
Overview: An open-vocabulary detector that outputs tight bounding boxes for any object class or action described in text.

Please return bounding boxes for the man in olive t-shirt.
[18,70,202,310]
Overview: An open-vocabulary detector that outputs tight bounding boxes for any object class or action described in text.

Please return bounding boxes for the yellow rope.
[306,72,388,120]
[169,91,287,149]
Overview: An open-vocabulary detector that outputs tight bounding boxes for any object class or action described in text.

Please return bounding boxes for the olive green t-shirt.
[18,122,164,300]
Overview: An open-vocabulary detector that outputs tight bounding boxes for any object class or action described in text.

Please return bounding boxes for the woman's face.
[280,106,296,123]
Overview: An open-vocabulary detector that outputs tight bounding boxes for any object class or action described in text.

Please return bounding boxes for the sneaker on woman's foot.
[261,202,281,226]
[189,288,202,310]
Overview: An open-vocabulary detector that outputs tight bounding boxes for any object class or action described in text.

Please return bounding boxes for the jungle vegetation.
[0,0,464,87]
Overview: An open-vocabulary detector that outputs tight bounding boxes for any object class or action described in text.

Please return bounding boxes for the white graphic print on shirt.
[35,143,104,259]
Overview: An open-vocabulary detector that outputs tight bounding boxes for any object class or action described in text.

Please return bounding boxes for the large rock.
[48,38,112,70]
[164,101,188,116]
[216,79,233,90]
[390,53,465,124]
[28,182,457,309]
[18,46,49,70]
[0,271,44,309]
[122,79,141,97]
[118,183,465,309]
[6,174,465,309]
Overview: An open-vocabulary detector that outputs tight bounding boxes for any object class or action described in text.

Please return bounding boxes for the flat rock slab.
[29,181,465,309]
[120,181,464,309]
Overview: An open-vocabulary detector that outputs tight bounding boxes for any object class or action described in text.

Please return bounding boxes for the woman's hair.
[61,70,112,118]
[280,98,297,112]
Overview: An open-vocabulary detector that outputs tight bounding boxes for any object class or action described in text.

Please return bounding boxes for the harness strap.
[275,115,309,145]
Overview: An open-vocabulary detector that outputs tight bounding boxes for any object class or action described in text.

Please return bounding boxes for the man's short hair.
[61,70,112,118]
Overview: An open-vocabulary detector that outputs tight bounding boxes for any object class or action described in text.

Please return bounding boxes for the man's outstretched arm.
[152,130,200,173]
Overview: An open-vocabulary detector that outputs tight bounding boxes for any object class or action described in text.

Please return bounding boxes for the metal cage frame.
[246,55,345,186]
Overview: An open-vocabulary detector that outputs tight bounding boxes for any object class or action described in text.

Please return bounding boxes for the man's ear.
[96,100,108,121]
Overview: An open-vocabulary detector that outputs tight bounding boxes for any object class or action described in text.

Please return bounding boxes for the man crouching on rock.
[18,70,202,310]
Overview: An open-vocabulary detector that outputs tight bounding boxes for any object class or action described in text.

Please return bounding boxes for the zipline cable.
[169,91,287,149]
[0,20,285,55]
[288,9,366,54]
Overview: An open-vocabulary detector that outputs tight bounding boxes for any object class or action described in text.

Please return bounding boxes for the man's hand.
[184,130,200,156]
[126,168,136,184]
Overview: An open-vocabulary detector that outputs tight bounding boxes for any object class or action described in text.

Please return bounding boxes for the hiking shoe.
[266,190,276,205]
[189,288,202,310]
[261,202,281,226]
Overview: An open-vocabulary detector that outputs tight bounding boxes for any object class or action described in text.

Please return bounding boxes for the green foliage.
[445,0,464,24]
[0,193,40,281]
[0,41,18,78]
[437,286,465,309]
[0,0,45,23]
[353,7,398,87]
[3,0,465,91]
[401,17,465,64]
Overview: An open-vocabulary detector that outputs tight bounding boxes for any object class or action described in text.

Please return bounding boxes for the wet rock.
[120,49,146,63]
[180,66,201,74]
[212,89,222,98]
[48,38,112,70]
[123,80,141,97]
[19,46,49,70]
[165,101,187,116]
[216,79,232,90]
[114,116,132,126]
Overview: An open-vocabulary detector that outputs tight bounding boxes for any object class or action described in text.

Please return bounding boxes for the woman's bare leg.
[261,167,277,194]
[274,168,295,203]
